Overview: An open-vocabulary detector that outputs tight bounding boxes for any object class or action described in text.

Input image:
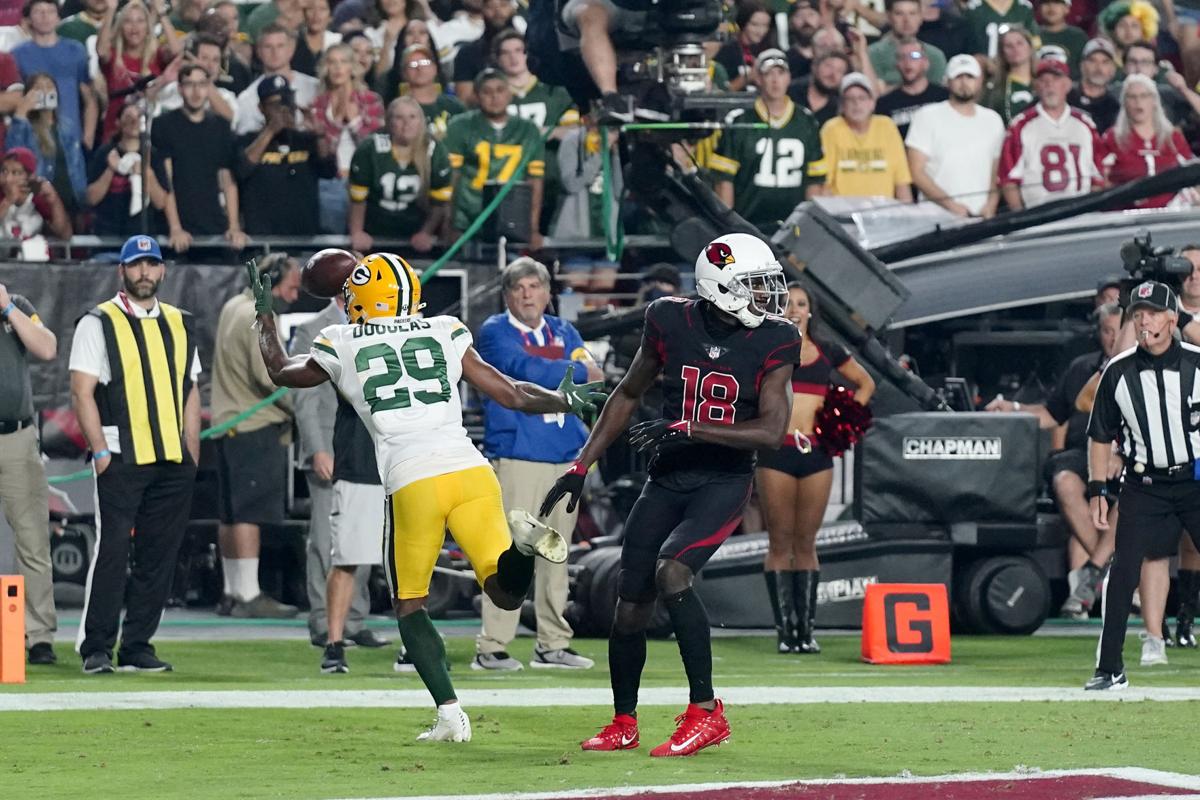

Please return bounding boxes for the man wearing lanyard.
[69,235,201,674]
[1086,280,1200,690]
[472,257,600,671]
[0,281,57,664]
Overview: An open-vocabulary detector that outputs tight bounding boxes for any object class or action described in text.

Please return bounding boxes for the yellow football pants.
[384,465,511,600]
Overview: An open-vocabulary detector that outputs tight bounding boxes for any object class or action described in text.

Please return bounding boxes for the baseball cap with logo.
[257,74,294,103]
[120,235,163,265]
[1035,58,1071,77]
[1082,37,1117,60]
[755,48,789,74]
[839,71,874,96]
[946,53,982,79]
[1128,280,1179,314]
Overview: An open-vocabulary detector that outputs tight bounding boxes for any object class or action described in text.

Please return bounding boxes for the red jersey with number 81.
[640,297,801,477]
[998,104,1104,208]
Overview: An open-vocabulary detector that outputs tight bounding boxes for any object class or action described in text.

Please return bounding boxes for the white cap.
[946,53,982,79]
[839,71,874,96]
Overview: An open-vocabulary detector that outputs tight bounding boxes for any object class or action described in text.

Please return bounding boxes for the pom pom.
[813,385,873,457]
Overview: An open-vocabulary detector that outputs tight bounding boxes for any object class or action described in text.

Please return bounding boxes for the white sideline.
[326,767,1200,800]
[5,685,1200,712]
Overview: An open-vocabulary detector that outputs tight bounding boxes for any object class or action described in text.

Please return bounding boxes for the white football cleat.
[417,701,472,742]
[508,509,568,564]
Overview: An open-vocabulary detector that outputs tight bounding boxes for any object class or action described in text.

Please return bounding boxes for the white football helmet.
[694,233,788,328]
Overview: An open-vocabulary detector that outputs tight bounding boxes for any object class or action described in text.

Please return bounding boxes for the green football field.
[4,630,1200,799]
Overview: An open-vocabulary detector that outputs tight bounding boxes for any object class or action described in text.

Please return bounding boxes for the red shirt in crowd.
[0,52,21,153]
[99,48,170,141]
[1101,127,1194,208]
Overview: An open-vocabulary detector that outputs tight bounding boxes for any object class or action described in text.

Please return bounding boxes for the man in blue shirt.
[13,0,97,151]
[473,257,601,671]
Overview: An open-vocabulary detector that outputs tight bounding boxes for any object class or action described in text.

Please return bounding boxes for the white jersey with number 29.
[310,314,487,493]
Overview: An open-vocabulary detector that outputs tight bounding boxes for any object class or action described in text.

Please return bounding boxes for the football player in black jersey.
[541,233,802,757]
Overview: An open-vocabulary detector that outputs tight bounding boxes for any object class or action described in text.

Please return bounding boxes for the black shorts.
[618,471,752,603]
[1044,448,1121,505]
[1117,478,1200,559]
[756,440,833,479]
[216,423,289,525]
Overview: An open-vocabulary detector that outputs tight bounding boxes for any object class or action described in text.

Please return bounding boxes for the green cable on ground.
[47,387,289,486]
[419,107,567,285]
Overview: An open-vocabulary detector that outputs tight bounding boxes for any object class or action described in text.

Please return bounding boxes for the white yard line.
[327,767,1200,800]
[5,685,1200,712]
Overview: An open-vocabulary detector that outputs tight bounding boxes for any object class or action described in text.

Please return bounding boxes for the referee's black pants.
[78,457,196,660]
[1097,477,1200,675]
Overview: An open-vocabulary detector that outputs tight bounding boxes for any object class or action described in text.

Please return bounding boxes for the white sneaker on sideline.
[531,646,595,669]
[1140,632,1168,666]
[417,701,472,742]
[471,651,524,671]
[508,509,568,564]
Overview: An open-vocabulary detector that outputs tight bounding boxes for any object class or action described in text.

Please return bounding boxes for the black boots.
[1177,570,1199,647]
[793,570,821,654]
[765,572,798,653]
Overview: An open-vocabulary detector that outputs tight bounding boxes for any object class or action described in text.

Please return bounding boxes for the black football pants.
[78,458,196,660]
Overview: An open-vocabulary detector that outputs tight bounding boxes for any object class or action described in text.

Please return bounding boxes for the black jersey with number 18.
[641,297,801,478]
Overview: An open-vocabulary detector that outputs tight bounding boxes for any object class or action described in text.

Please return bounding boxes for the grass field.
[4,632,1200,799]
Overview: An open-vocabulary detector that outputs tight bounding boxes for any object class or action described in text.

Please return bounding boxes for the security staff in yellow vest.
[68,235,201,675]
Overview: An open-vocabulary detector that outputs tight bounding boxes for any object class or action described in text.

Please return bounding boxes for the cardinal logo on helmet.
[705,242,735,267]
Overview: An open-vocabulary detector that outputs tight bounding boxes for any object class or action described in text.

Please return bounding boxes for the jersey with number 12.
[310,315,487,493]
[640,297,801,477]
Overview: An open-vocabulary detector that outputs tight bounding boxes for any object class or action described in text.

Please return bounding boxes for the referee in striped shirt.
[1086,280,1200,691]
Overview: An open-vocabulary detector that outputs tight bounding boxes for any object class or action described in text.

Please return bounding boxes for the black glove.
[628,418,691,454]
[540,462,587,515]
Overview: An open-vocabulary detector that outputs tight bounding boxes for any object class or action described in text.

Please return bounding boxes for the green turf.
[6,634,1200,798]
[6,632,1200,693]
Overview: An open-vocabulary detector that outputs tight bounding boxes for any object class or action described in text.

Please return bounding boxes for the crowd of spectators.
[0,0,1196,251]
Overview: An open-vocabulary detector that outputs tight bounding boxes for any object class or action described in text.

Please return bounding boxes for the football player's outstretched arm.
[246,262,330,388]
[575,343,662,469]
[461,347,606,417]
[256,312,331,388]
[539,343,663,516]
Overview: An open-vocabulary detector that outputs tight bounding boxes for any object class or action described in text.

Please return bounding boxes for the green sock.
[397,609,456,705]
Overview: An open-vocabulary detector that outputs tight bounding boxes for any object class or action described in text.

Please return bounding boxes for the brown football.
[301,248,357,298]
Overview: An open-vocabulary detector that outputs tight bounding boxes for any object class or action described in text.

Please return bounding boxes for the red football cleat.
[649,700,731,757]
[581,714,640,751]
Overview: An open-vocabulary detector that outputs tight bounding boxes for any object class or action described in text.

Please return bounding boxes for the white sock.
[222,557,261,602]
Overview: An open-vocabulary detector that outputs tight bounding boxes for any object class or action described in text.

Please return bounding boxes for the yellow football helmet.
[344,252,422,323]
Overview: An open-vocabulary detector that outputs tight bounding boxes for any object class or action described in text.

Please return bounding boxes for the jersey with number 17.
[310,315,487,493]
[641,297,801,477]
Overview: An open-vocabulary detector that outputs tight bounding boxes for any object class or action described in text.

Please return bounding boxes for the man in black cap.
[1086,281,1200,690]
[236,74,337,235]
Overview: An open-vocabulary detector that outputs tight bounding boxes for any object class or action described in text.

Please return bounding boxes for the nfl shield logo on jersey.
[706,345,727,360]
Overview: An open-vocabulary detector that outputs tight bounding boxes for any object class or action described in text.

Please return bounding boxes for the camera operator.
[1085,280,1200,691]
[558,0,647,123]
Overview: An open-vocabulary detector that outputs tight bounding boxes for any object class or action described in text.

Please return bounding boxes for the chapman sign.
[902,436,1002,460]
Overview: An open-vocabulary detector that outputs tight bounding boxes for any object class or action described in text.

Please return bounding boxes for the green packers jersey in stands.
[418,92,465,141]
[507,79,579,131]
[349,135,453,238]
[709,99,826,233]
[444,110,545,231]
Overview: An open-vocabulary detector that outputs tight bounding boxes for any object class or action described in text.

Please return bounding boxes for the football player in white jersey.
[249,253,606,743]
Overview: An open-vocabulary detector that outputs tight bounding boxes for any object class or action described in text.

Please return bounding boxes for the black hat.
[1128,280,1179,313]
[1096,275,1124,294]
[643,263,681,287]
[257,74,294,103]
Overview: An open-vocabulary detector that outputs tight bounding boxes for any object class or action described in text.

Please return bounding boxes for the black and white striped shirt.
[1088,340,1200,469]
